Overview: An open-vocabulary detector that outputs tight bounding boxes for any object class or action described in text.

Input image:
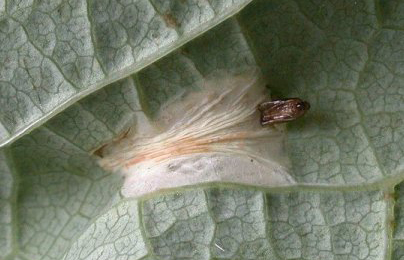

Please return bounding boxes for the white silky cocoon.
[98,68,295,197]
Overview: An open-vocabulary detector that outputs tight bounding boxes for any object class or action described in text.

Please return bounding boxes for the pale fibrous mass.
[96,68,296,197]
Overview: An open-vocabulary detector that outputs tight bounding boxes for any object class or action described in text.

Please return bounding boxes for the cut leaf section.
[4,80,138,260]
[10,126,123,260]
[63,187,389,260]
[0,0,253,147]
[238,0,404,184]
[393,182,404,259]
[0,150,15,259]
[63,200,148,260]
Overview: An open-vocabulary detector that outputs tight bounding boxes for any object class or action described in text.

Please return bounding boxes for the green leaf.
[1,0,404,260]
[62,188,388,260]
[0,0,252,147]
[394,183,404,259]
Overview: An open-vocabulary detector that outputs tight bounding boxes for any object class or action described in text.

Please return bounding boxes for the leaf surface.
[1,0,404,259]
[0,0,252,147]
